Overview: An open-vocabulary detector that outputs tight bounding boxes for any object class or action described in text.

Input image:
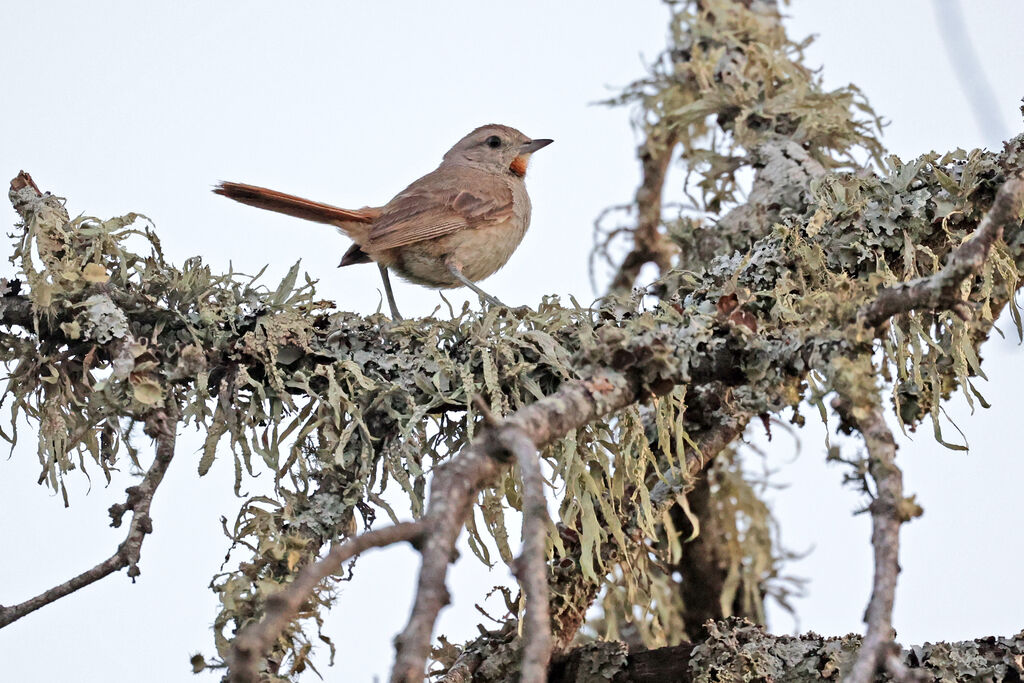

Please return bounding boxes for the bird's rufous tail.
[213,182,377,241]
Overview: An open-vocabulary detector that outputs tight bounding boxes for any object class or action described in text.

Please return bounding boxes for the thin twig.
[607,129,679,296]
[472,393,501,428]
[847,405,902,683]
[648,413,750,511]
[861,175,1024,327]
[229,520,428,683]
[0,406,179,628]
[832,371,919,683]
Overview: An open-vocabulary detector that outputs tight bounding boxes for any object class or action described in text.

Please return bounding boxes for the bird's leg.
[446,262,508,308]
[378,264,403,320]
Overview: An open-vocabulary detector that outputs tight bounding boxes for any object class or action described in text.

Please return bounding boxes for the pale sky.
[2,2,1023,681]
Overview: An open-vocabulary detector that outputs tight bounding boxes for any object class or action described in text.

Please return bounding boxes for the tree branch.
[608,129,679,296]
[547,617,1024,682]
[223,366,644,682]
[832,369,923,683]
[844,403,904,683]
[648,412,750,511]
[443,411,750,682]
[0,285,34,330]
[0,406,179,628]
[390,440,507,683]
[228,520,428,683]
[391,368,645,682]
[509,429,553,683]
[861,175,1024,327]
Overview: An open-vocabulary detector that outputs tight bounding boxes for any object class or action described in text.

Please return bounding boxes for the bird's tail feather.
[213,181,377,240]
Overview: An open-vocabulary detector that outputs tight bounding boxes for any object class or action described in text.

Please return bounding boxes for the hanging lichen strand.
[3,1,1024,679]
[581,0,1022,653]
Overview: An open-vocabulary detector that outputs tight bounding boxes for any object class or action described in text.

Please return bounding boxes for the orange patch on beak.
[509,154,530,178]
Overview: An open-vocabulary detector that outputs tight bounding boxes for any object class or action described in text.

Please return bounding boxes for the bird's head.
[443,124,553,177]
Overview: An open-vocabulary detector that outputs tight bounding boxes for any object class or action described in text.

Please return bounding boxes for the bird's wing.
[365,167,514,252]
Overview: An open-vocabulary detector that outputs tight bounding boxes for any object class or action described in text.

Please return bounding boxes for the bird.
[214,124,553,320]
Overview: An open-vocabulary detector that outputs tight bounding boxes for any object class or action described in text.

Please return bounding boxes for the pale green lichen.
[77,293,129,343]
[4,1,1024,678]
[585,0,1023,655]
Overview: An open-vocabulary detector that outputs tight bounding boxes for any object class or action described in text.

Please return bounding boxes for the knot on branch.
[143,409,174,439]
[108,487,144,528]
[108,503,129,528]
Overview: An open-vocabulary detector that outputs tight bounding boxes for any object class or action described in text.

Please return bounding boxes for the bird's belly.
[390,218,528,288]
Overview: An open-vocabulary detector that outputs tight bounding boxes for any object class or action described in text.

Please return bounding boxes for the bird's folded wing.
[366,170,514,252]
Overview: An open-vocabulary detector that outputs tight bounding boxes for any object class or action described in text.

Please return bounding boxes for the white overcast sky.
[2,2,1023,681]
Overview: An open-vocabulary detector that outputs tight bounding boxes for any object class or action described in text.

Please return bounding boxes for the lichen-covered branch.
[0,406,178,628]
[229,520,427,683]
[447,414,748,682]
[445,0,1024,673]
[385,362,740,682]
[7,95,1024,683]
[6,0,1024,678]
[548,618,1024,682]
[861,175,1024,327]
[392,369,647,682]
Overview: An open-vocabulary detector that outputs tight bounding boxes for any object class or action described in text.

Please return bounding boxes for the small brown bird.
[214,124,552,319]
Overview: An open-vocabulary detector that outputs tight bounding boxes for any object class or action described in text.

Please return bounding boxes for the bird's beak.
[520,138,553,154]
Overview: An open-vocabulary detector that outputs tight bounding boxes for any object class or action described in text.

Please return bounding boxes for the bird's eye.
[485,135,502,148]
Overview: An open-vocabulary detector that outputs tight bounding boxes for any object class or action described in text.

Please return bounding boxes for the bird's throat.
[509,155,529,178]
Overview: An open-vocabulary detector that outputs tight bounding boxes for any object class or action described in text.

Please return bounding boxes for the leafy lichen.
[4,1,1024,678]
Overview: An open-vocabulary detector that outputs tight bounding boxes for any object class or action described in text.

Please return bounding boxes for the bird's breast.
[454,178,531,282]
[455,215,529,282]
